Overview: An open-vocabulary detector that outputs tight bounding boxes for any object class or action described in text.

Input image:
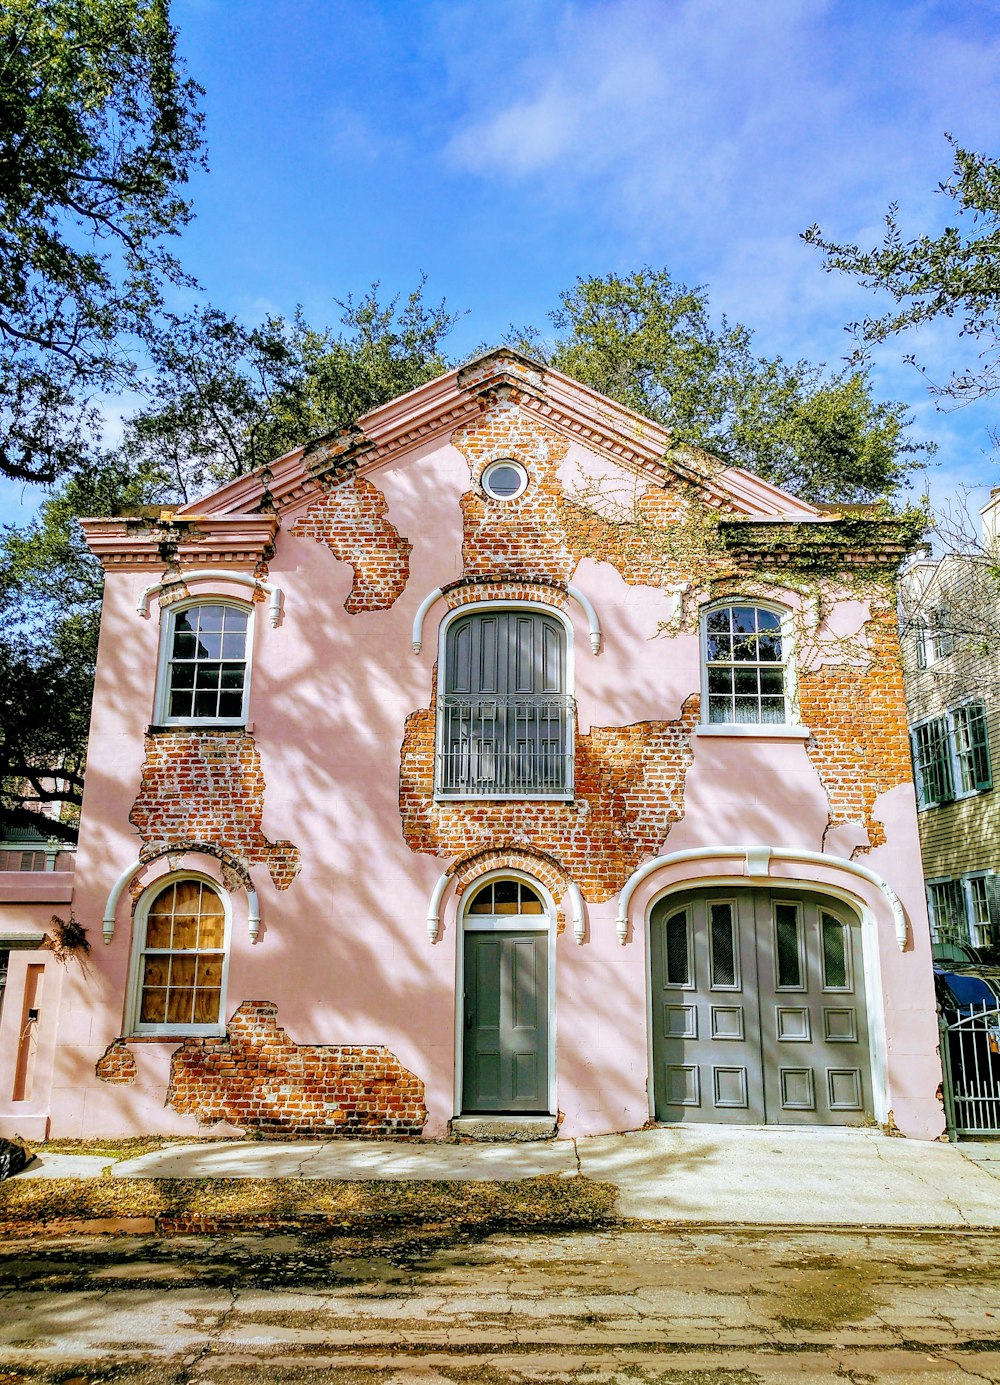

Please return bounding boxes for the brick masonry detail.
[166,1001,427,1136]
[130,729,300,890]
[289,473,412,612]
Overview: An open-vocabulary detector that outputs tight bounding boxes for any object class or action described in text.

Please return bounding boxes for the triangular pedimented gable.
[173,348,830,525]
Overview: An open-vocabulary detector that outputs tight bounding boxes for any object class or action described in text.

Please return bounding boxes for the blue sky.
[4,0,1000,525]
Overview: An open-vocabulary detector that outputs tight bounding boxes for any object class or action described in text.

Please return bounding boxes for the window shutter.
[986,875,1000,931]
[962,702,993,792]
[914,717,954,806]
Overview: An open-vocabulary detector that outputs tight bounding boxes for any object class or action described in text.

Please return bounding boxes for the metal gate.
[940,1003,1000,1137]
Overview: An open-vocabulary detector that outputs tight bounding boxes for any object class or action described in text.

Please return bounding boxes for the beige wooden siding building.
[903,491,1000,957]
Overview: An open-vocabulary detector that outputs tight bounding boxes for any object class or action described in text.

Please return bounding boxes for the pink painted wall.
[2,419,944,1141]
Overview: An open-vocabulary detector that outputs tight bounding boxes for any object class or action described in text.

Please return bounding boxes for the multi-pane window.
[930,605,956,661]
[911,701,992,808]
[161,603,250,724]
[927,876,1000,953]
[703,605,787,725]
[133,879,227,1032]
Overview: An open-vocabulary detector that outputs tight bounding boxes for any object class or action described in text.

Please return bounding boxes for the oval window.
[481,460,528,500]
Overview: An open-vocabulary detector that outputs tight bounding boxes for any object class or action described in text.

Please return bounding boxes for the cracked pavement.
[2,1226,1000,1382]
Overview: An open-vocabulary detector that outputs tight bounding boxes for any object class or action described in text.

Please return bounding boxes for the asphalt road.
[1,1225,1000,1382]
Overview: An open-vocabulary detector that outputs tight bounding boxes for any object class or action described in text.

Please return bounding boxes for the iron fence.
[940,1002,1000,1137]
[437,693,574,796]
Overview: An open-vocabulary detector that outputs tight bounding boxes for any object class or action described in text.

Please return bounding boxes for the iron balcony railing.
[437,693,574,797]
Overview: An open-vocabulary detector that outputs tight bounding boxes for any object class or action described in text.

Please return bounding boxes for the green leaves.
[122,283,461,499]
[524,268,929,503]
[803,137,1000,405]
[0,0,205,481]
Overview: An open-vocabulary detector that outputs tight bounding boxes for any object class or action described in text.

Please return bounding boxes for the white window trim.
[434,600,575,802]
[698,599,798,731]
[125,872,232,1037]
[154,597,255,728]
[962,871,996,948]
[481,458,529,501]
[911,697,991,810]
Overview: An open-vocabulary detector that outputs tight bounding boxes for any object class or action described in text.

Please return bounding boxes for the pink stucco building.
[0,351,944,1141]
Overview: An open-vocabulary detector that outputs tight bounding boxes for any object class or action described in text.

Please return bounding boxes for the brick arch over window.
[451,845,570,915]
[443,576,570,613]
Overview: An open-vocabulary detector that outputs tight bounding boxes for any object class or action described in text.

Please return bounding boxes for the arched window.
[437,608,572,797]
[156,601,251,725]
[702,604,789,725]
[130,878,229,1034]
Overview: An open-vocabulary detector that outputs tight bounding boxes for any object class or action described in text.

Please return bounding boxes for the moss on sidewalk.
[0,1172,619,1236]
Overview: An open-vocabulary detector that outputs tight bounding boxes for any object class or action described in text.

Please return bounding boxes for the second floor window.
[158,602,251,726]
[911,700,992,808]
[703,604,788,725]
[437,608,573,798]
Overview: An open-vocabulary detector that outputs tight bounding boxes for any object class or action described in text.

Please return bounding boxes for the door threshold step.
[451,1115,558,1142]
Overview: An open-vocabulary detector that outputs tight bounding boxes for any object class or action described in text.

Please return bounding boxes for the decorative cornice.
[161,349,836,527]
[79,515,278,570]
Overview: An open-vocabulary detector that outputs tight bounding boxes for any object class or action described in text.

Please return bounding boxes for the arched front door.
[650,888,873,1126]
[462,878,550,1113]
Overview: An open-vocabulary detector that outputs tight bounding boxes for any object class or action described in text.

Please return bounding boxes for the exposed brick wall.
[167,1001,427,1136]
[289,473,412,612]
[454,398,577,582]
[130,729,300,890]
[95,1040,137,1085]
[800,605,914,851]
[401,695,699,904]
[451,845,569,905]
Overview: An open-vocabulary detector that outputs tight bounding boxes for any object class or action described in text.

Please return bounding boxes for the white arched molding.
[616,846,909,951]
[426,870,453,943]
[137,571,283,628]
[568,880,586,944]
[101,857,260,944]
[411,583,602,655]
[425,870,585,944]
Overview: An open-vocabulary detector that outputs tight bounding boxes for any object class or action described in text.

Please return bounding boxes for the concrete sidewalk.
[16,1125,1000,1228]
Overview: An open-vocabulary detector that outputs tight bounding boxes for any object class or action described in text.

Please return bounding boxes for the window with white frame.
[927,874,1000,951]
[702,604,789,725]
[130,878,229,1033]
[158,602,251,725]
[930,603,956,661]
[911,700,992,808]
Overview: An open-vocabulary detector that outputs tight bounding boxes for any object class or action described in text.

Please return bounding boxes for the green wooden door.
[462,930,549,1113]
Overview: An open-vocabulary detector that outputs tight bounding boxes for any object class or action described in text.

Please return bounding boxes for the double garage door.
[651,888,873,1125]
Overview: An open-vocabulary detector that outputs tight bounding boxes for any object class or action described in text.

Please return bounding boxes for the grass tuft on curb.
[0,1172,619,1234]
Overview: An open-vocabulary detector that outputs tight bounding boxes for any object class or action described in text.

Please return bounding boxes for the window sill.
[694,725,810,740]
[918,786,994,811]
[147,722,250,734]
[434,793,575,803]
[128,1031,225,1042]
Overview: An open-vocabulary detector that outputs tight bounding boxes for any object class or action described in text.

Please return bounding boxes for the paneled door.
[651,892,766,1124]
[651,889,873,1126]
[463,930,549,1113]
